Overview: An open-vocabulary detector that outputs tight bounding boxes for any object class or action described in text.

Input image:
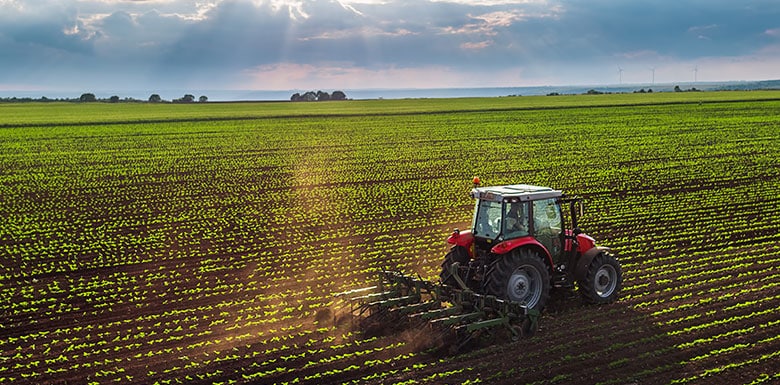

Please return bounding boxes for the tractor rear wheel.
[579,252,622,304]
[485,248,550,311]
[440,246,469,288]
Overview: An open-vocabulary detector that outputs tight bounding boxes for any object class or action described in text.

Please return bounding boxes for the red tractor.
[442,179,622,311]
[337,179,622,348]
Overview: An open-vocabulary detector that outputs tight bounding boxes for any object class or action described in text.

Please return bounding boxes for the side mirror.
[569,198,585,230]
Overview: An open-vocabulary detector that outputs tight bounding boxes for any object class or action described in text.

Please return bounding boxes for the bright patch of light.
[192,1,219,21]
[63,24,80,36]
[268,0,309,20]
[441,8,557,37]
[242,62,529,89]
[336,0,364,16]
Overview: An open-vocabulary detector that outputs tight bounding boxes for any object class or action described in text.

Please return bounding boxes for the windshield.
[472,200,503,239]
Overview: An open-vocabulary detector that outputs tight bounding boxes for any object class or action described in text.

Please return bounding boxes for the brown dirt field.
[2,99,780,385]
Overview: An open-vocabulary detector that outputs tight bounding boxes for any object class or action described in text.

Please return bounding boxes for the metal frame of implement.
[335,270,540,350]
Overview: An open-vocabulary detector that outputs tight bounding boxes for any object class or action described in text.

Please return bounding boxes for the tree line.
[0,93,209,103]
[2,90,352,103]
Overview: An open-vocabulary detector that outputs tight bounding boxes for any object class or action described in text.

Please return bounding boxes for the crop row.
[1,96,778,384]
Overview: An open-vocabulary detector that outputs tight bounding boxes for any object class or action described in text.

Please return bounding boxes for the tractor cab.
[469,184,566,264]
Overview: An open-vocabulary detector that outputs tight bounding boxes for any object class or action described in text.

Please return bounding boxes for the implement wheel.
[579,252,622,304]
[485,248,550,311]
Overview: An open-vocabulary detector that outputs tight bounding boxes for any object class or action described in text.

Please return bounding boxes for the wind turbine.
[693,66,698,83]
[618,66,624,85]
[650,67,655,85]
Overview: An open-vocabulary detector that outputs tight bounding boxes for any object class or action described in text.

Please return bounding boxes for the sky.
[1,0,779,94]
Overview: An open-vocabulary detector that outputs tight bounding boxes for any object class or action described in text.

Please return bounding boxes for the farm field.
[1,91,779,385]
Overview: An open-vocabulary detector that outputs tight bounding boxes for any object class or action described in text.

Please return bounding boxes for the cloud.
[461,40,492,50]
[0,3,97,52]
[440,10,525,38]
[0,0,779,92]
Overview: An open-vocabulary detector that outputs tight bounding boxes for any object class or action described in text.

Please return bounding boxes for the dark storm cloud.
[0,6,96,55]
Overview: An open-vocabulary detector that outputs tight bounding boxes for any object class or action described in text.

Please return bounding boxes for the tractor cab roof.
[470,184,563,203]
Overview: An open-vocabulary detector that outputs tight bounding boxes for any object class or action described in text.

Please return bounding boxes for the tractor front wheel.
[485,248,550,311]
[579,252,622,304]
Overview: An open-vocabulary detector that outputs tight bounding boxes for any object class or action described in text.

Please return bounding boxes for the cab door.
[531,198,564,264]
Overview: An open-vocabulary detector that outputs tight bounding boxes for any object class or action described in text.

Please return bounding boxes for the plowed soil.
[2,97,779,385]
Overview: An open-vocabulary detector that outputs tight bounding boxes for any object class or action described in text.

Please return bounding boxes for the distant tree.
[149,94,162,103]
[291,90,346,102]
[109,95,120,103]
[79,93,97,102]
[173,94,195,103]
[674,85,682,92]
[331,90,347,100]
[199,95,208,103]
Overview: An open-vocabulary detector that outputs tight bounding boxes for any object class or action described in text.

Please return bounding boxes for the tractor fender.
[447,229,474,248]
[491,237,554,272]
[574,246,611,282]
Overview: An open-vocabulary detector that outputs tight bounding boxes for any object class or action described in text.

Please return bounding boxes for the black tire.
[579,252,622,304]
[440,246,469,287]
[485,248,551,311]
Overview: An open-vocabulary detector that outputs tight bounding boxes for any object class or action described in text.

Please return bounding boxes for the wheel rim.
[594,264,618,298]
[506,265,542,307]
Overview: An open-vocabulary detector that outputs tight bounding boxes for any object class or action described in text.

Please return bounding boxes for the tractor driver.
[504,202,529,237]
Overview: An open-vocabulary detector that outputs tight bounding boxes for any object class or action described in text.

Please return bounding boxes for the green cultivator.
[335,270,540,353]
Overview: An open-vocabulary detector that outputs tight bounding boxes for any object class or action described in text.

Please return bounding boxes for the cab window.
[532,198,563,257]
[503,201,530,238]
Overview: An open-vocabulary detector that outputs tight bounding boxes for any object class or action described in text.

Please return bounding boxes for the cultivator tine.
[412,305,462,321]
[389,300,442,316]
[350,290,398,302]
[429,311,484,327]
[334,285,378,297]
[368,294,421,308]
